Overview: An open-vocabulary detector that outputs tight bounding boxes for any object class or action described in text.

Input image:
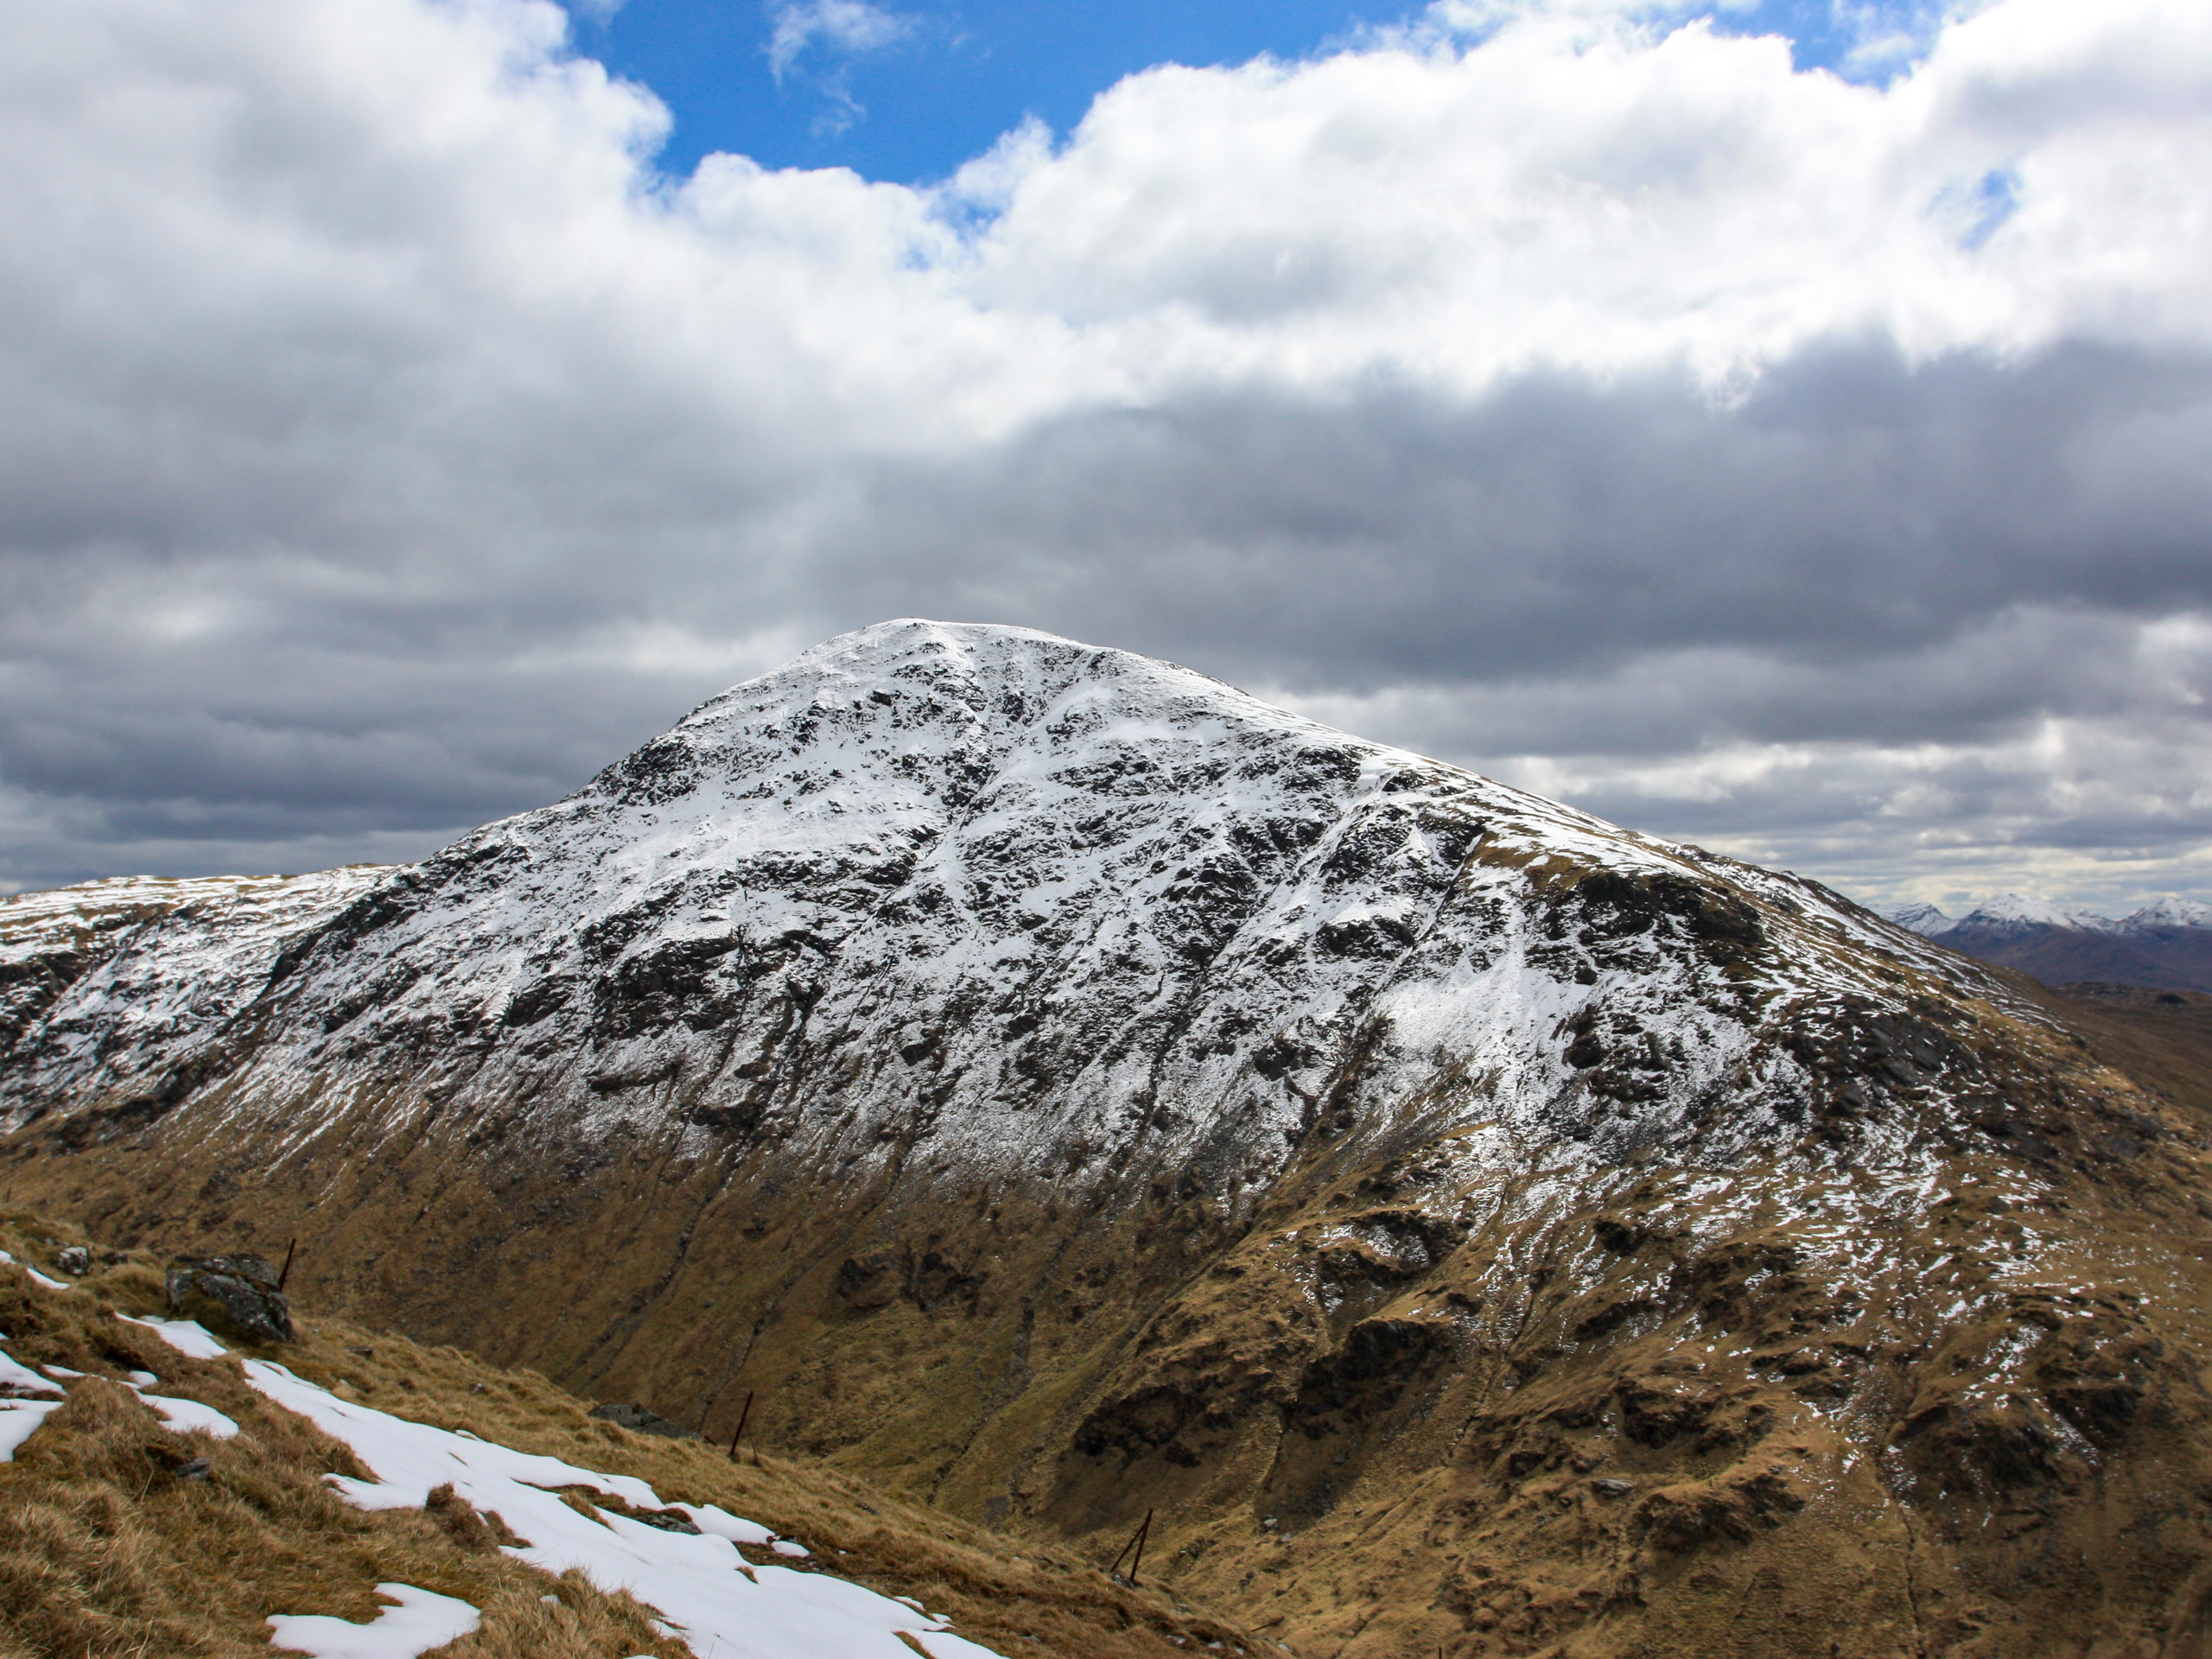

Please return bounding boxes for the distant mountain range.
[1891,894,2212,992]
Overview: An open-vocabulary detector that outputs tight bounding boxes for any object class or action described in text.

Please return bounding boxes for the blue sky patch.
[564,0,1949,186]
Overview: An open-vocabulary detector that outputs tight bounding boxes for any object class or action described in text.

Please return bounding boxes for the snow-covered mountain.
[2124,897,2212,931]
[1890,891,2212,940]
[1890,891,2212,991]
[1,620,1991,1185]
[3,621,2209,1659]
[0,869,391,1103]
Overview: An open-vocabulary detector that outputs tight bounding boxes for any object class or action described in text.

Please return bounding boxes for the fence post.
[728,1390,754,1464]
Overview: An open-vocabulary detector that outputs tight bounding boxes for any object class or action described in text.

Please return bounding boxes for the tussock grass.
[0,1221,683,1658]
[0,1211,1261,1659]
[280,1319,1260,1656]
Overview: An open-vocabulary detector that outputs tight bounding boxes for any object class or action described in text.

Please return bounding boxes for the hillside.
[2036,980,2212,1129]
[0,1207,1251,1658]
[5,620,2212,1657]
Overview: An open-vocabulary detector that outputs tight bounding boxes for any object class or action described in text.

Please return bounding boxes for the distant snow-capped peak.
[1885,901,1952,937]
[1885,893,2212,940]
[2120,898,2212,933]
[1957,894,2120,933]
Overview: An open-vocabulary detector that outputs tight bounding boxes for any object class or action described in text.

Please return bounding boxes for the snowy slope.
[1,620,2012,1198]
[0,870,392,1125]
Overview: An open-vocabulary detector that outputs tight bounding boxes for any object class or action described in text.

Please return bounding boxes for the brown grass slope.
[1937,926,2212,996]
[0,1213,1257,1659]
[2039,982,2212,1128]
[9,943,2212,1658]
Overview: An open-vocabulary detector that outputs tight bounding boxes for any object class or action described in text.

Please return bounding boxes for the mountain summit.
[6,621,2212,1659]
[3,619,1954,1187]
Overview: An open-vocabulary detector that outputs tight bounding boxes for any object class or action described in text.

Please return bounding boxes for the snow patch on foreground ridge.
[10,1315,999,1659]
[267,1584,482,1659]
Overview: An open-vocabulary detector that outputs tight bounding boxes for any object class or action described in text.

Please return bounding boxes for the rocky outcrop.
[3,621,2210,1658]
[588,1402,696,1440]
[163,1253,295,1344]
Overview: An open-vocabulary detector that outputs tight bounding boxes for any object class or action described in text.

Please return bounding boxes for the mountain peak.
[1885,899,1952,936]
[2121,897,2212,932]
[1955,892,2117,931]
[6,620,1958,1196]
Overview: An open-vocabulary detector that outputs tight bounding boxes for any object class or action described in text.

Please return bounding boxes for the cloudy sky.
[3,0,2210,913]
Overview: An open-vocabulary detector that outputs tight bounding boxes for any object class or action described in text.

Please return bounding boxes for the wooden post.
[276,1238,298,1293]
[1109,1508,1154,1586]
[728,1390,754,1463]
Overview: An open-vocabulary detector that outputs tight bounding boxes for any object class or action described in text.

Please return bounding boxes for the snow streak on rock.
[0,869,392,1141]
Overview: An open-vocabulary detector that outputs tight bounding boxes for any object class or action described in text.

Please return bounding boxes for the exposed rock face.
[3,620,2211,1658]
[164,1253,296,1343]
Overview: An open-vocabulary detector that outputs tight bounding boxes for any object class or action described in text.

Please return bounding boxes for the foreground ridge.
[4,620,2211,1659]
[0,1212,1242,1657]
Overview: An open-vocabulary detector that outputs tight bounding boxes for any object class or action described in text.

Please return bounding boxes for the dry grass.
[0,1211,1262,1659]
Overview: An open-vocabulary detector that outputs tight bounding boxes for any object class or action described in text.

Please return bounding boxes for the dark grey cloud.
[815,341,2212,697]
[3,0,2209,912]
[15,334,2211,902]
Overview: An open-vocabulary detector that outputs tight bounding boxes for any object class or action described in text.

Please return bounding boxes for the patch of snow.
[771,1539,810,1558]
[0,1251,73,1292]
[266,1583,481,1659]
[0,1350,63,1396]
[673,1503,776,1546]
[137,1390,240,1439]
[0,1399,62,1459]
[122,1316,230,1360]
[234,1358,995,1659]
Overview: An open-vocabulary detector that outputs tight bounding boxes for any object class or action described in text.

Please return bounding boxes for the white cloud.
[1,0,2209,906]
[766,0,912,81]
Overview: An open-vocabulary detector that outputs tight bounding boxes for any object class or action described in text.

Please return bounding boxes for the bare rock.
[588,1400,696,1440]
[164,1253,295,1343]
